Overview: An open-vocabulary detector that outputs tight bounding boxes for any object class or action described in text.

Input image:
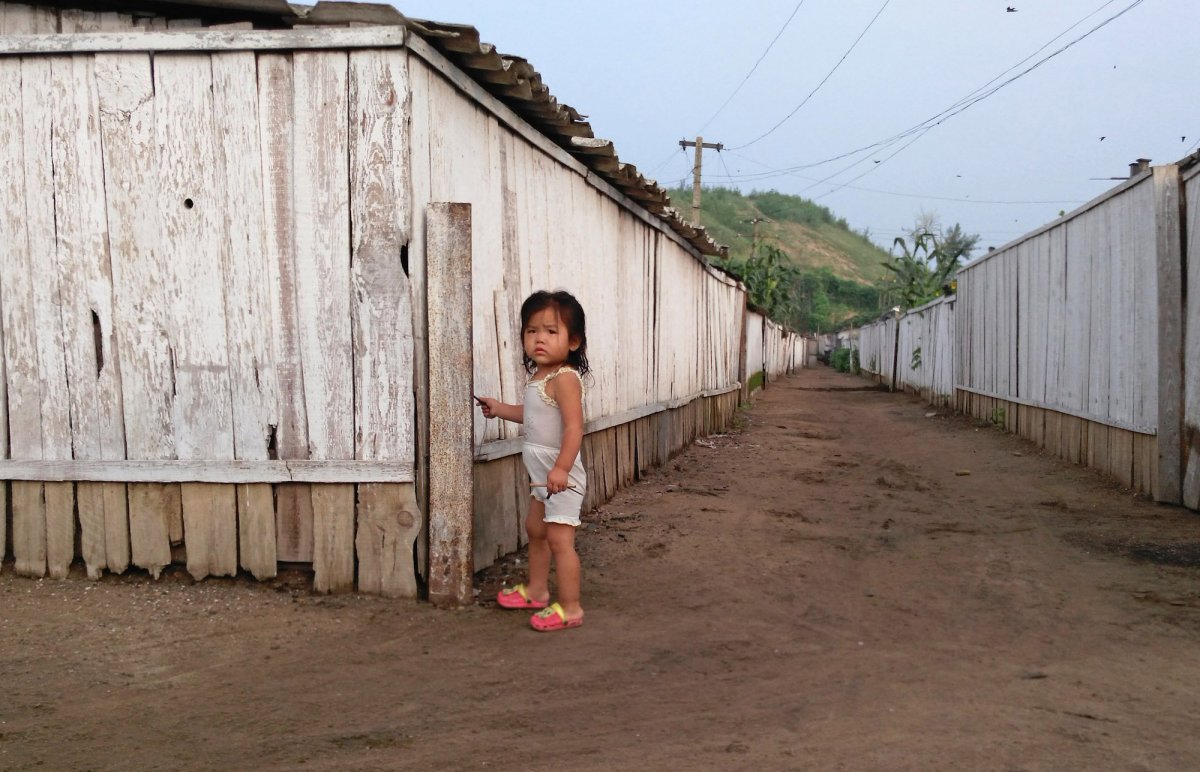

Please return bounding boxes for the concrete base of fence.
[471,389,741,571]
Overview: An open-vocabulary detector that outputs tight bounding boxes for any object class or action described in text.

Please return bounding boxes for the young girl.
[476,290,588,632]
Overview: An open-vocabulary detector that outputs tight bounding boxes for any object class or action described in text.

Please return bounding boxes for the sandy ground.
[3,366,1199,771]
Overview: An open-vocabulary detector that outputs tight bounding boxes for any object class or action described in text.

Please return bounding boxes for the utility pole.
[679,136,724,226]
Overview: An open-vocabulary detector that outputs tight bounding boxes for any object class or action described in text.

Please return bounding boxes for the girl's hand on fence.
[476,396,500,419]
[546,466,570,495]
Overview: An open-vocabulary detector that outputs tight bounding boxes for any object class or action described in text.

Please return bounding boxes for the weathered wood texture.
[1182,165,1200,510]
[953,172,1167,499]
[0,42,419,588]
[426,202,474,607]
[406,51,802,572]
[744,312,765,391]
[855,164,1196,507]
[858,297,957,405]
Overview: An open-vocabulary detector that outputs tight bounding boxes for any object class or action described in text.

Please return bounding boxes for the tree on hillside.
[882,219,979,310]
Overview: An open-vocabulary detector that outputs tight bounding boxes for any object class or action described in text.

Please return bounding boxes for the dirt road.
[3,366,1199,771]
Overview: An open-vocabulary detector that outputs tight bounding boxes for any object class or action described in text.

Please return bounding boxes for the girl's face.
[523,306,578,372]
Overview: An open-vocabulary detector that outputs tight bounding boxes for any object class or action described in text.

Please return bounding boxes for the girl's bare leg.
[547,523,582,619]
[524,499,551,602]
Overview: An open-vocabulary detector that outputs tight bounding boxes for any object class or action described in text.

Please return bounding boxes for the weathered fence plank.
[96,51,171,576]
[212,49,278,579]
[1153,167,1183,504]
[258,52,314,563]
[349,49,418,595]
[294,50,354,592]
[355,483,421,598]
[1183,168,1200,510]
[426,202,474,606]
[154,53,237,579]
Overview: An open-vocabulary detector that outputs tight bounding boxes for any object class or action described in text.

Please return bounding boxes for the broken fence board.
[356,483,420,598]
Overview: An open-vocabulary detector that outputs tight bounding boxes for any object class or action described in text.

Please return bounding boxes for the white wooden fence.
[0,8,807,593]
[1182,163,1200,510]
[851,156,1196,507]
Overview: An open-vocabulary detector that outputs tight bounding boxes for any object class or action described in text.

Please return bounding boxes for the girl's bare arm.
[476,396,523,424]
[546,374,584,494]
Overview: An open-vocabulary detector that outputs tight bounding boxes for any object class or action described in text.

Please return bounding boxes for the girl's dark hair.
[520,289,590,376]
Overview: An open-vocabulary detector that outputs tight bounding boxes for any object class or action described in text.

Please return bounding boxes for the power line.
[732,0,892,151]
[695,0,809,135]
[713,150,1084,205]
[725,0,1143,175]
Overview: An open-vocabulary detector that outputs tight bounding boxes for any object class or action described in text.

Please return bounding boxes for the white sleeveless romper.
[523,367,587,526]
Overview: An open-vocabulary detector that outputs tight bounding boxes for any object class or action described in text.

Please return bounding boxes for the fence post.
[425,202,474,606]
[1153,166,1184,504]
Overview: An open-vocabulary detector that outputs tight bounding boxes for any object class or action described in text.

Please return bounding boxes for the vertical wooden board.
[181,483,237,580]
[312,484,355,593]
[127,483,172,578]
[293,51,353,461]
[0,57,26,571]
[295,52,355,585]
[96,53,174,574]
[1184,173,1200,509]
[471,460,518,573]
[100,480,129,573]
[1063,218,1092,415]
[155,54,239,578]
[468,116,504,446]
[357,482,421,597]
[349,49,414,463]
[59,6,101,31]
[1108,198,1132,430]
[275,483,314,563]
[11,483,46,577]
[259,53,312,563]
[1112,429,1134,488]
[426,201,475,604]
[1152,168,1183,504]
[212,51,278,461]
[20,57,76,577]
[1090,208,1113,424]
[237,483,277,580]
[43,482,73,579]
[50,54,129,579]
[1,2,57,33]
[211,52,278,577]
[405,56,433,577]
[155,54,235,460]
[78,483,107,579]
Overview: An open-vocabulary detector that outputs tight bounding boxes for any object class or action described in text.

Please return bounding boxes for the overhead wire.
[731,0,893,151]
[724,0,1142,177]
[695,0,809,136]
[715,149,1084,205]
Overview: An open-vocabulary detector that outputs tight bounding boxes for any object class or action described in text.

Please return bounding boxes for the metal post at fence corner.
[890,306,901,392]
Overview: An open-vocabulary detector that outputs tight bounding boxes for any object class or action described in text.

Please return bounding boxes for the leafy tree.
[880,219,980,310]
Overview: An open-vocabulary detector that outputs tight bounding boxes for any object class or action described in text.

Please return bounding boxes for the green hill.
[668,186,891,284]
[667,186,889,330]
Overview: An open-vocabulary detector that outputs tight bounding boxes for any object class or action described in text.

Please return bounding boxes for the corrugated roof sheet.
[41,0,726,257]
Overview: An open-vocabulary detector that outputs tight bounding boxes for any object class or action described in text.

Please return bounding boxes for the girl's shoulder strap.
[543,365,586,401]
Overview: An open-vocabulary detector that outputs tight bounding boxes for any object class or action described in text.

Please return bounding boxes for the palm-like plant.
[883,229,963,310]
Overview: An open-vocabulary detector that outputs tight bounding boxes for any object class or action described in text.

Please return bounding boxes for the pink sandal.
[530,603,584,632]
[497,584,548,610]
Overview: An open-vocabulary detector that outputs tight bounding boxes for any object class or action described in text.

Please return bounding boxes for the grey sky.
[393,1,1196,259]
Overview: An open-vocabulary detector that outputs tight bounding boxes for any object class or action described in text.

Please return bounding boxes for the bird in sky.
[1006,6,1018,12]
[1100,136,1106,141]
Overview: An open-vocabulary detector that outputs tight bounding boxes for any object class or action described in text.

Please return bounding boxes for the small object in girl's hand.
[529,482,579,491]
[473,394,485,405]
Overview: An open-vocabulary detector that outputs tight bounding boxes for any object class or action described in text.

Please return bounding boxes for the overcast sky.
[393,1,1196,258]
